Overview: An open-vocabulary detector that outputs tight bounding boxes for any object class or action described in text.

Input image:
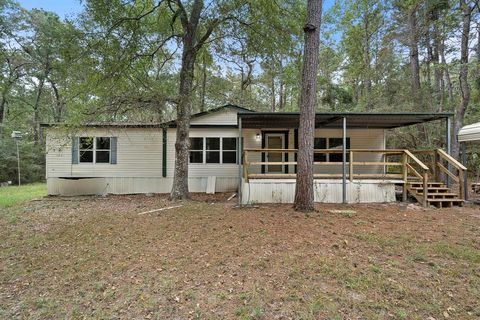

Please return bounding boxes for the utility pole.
[11,131,22,186]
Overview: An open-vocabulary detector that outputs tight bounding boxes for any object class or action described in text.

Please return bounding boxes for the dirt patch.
[1,195,479,319]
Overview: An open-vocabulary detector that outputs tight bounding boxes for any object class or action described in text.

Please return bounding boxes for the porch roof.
[238,112,453,129]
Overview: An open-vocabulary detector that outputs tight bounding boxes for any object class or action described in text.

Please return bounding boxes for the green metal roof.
[238,112,453,129]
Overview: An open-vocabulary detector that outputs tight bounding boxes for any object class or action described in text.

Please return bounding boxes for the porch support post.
[446,116,452,155]
[342,117,347,204]
[237,117,243,207]
[446,116,452,187]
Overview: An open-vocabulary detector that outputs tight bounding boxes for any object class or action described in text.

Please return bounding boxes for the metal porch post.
[446,116,452,187]
[342,117,347,204]
[237,117,243,207]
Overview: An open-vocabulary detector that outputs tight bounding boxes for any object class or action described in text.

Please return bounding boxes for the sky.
[18,0,83,18]
[18,0,336,19]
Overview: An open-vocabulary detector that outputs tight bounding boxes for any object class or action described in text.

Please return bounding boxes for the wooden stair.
[407,182,464,208]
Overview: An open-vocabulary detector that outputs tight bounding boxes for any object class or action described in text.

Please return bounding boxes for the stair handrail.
[436,149,467,170]
[436,149,467,200]
[404,150,430,171]
[403,150,430,207]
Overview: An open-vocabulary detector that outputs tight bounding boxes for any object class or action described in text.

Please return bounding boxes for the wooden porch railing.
[403,150,430,207]
[243,148,406,181]
[242,148,467,206]
[411,149,468,201]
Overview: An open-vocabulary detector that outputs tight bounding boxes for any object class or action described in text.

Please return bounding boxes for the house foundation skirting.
[47,177,238,196]
[241,179,397,204]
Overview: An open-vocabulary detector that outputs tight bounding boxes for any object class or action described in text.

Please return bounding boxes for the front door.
[265,133,284,173]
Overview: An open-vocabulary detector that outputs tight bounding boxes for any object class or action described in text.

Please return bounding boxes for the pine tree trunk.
[452,0,472,159]
[408,6,422,108]
[294,0,322,212]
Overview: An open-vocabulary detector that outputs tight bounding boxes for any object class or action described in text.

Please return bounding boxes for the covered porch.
[236,112,467,207]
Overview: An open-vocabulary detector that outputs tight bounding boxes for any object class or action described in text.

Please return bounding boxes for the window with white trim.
[189,137,238,164]
[222,137,237,164]
[206,137,220,163]
[189,138,203,163]
[79,137,112,163]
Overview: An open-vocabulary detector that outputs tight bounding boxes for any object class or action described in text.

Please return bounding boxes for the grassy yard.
[0,183,46,207]
[0,194,479,319]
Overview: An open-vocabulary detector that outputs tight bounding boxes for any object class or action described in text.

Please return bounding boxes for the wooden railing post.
[349,150,354,182]
[436,148,468,200]
[402,151,408,202]
[243,150,249,182]
[459,168,465,200]
[423,170,429,207]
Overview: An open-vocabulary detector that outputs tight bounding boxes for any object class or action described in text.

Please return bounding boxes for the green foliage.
[0,183,46,207]
[0,0,480,183]
[0,138,44,185]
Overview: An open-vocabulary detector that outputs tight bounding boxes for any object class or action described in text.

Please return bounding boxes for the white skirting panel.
[241,179,397,204]
[47,177,238,196]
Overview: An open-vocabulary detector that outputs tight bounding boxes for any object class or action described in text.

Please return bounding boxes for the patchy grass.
[0,183,46,208]
[0,195,479,319]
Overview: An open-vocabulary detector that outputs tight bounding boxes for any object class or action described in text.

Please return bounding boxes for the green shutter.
[72,137,79,164]
[110,137,117,164]
[162,128,167,177]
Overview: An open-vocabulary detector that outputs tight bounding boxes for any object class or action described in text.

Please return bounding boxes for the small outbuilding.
[458,122,480,143]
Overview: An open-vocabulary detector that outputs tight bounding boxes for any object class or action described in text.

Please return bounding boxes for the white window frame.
[189,137,205,164]
[221,137,238,164]
[188,137,238,165]
[205,137,221,164]
[78,136,112,164]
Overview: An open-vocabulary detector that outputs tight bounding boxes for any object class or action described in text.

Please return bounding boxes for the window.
[206,138,220,163]
[96,137,111,163]
[190,138,203,163]
[222,137,237,164]
[188,137,238,164]
[79,137,94,163]
[328,138,350,162]
[78,137,112,164]
[314,138,327,162]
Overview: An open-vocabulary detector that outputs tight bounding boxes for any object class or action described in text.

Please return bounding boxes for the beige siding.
[46,125,242,195]
[243,129,296,174]
[242,128,385,175]
[243,129,262,174]
[190,108,239,125]
[313,128,385,174]
[45,127,163,178]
